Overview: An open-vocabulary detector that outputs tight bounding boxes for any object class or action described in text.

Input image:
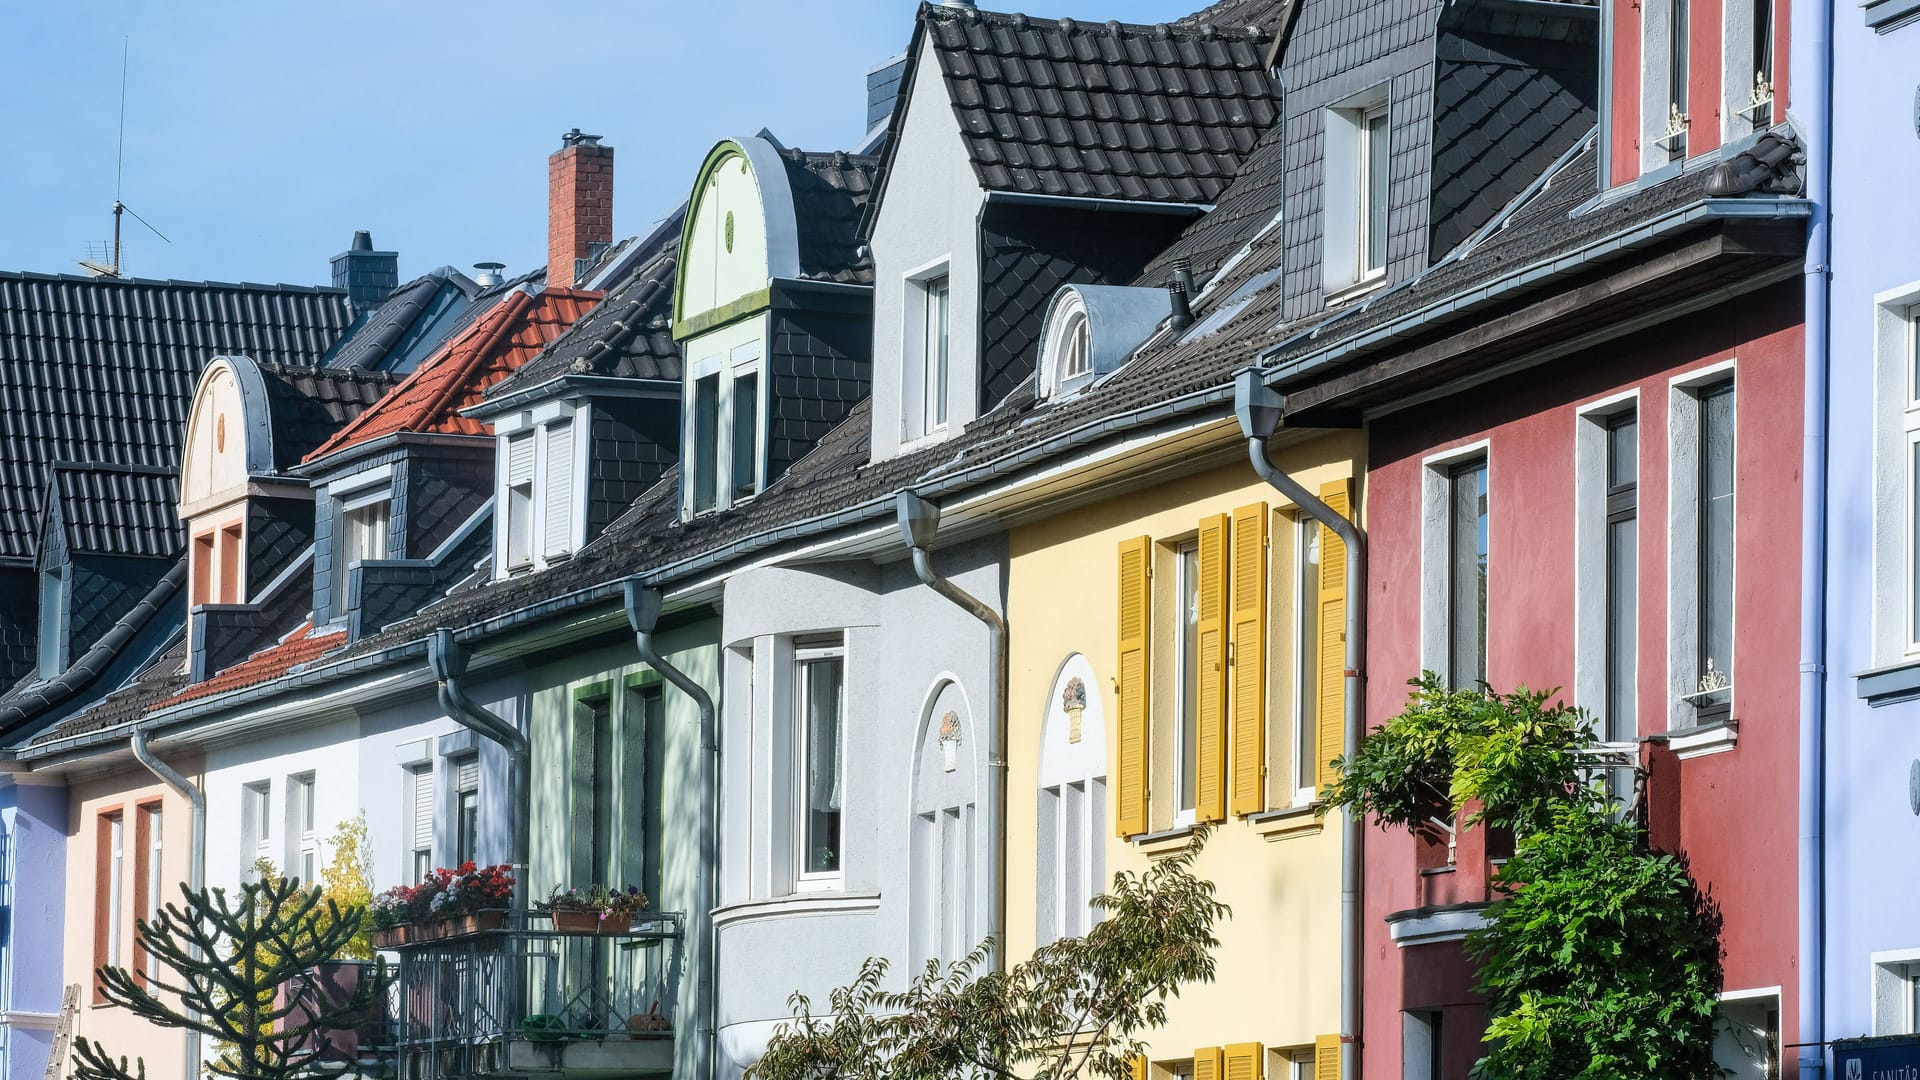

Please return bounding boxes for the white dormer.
[866,35,986,462]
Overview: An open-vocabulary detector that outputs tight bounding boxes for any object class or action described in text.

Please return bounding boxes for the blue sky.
[0,1,1197,288]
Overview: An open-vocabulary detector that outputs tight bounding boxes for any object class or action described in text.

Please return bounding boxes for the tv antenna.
[79,39,170,277]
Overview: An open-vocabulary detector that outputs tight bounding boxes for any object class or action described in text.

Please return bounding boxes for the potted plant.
[423,862,515,937]
[367,885,415,950]
[537,884,647,934]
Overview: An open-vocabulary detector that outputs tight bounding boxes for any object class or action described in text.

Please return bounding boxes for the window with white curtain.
[795,644,846,889]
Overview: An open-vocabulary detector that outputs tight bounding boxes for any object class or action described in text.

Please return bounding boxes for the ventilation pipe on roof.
[1234,370,1364,1080]
[1169,258,1197,332]
[934,0,977,7]
[622,581,719,1079]
[472,262,505,287]
[895,490,1007,971]
[427,628,529,912]
[130,727,206,1080]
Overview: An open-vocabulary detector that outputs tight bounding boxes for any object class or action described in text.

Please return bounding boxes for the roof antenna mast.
[80,39,170,278]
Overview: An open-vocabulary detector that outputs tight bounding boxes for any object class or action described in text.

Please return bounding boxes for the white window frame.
[242,780,272,879]
[682,346,762,518]
[339,489,391,566]
[1037,655,1107,946]
[287,771,317,885]
[1323,85,1392,298]
[1712,986,1780,1080]
[1420,441,1492,687]
[1903,306,1920,657]
[106,814,125,968]
[1641,0,1692,170]
[1293,515,1322,805]
[495,403,588,574]
[406,762,434,882]
[37,565,67,679]
[1872,948,1920,1035]
[1872,284,1920,666]
[900,258,954,445]
[453,755,480,867]
[1574,391,1641,739]
[503,431,536,572]
[142,804,162,981]
[1171,539,1200,827]
[1039,290,1095,401]
[794,641,847,892]
[1666,361,1738,739]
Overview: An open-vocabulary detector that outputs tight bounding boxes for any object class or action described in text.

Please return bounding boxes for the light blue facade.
[1822,0,1920,1049]
[0,780,67,1080]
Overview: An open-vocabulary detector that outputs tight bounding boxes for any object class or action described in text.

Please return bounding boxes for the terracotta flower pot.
[597,912,633,935]
[370,926,408,950]
[551,909,602,933]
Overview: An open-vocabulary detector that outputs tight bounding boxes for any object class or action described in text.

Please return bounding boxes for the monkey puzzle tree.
[72,876,388,1080]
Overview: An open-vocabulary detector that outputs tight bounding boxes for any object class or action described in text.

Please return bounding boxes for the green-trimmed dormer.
[673,135,877,519]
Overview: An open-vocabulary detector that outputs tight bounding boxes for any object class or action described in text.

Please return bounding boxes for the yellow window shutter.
[1127,1055,1149,1080]
[1314,1035,1342,1080]
[1223,1043,1263,1080]
[1230,503,1269,816]
[1117,536,1153,837]
[1194,1047,1223,1080]
[1195,514,1229,824]
[1316,480,1351,794]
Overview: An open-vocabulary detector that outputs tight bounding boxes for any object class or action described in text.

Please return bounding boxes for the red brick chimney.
[548,128,613,289]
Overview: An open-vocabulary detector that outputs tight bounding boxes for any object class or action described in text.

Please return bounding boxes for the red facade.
[1358,281,1805,1076]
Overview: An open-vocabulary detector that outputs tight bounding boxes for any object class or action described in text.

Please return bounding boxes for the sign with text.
[1835,1035,1920,1080]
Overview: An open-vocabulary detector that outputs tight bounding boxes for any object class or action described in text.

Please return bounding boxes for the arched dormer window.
[1036,285,1171,402]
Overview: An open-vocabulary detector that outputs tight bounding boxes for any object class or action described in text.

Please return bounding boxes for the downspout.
[130,727,205,1080]
[1234,371,1365,1080]
[622,582,719,1080]
[426,628,529,912]
[895,491,1008,971]
[1796,0,1835,1075]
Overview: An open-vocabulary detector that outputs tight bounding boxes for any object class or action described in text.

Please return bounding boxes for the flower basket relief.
[537,884,648,934]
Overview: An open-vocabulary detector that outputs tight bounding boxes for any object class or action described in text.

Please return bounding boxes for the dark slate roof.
[321,268,482,373]
[0,272,353,563]
[483,215,685,400]
[256,364,401,471]
[781,150,880,285]
[44,463,179,560]
[904,3,1281,206]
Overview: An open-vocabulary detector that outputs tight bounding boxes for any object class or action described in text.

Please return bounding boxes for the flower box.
[370,925,408,950]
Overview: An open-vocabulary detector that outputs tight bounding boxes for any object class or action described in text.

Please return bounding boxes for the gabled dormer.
[1256,0,1597,322]
[1604,0,1783,185]
[32,463,179,680]
[672,136,878,518]
[861,5,1278,462]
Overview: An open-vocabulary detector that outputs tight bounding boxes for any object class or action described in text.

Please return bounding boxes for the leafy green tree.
[71,876,388,1080]
[1321,674,1724,1080]
[749,831,1228,1080]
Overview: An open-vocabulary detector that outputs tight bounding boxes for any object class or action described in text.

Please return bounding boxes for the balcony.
[391,912,683,1080]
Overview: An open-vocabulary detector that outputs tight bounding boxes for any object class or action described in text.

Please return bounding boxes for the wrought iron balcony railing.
[391,911,683,1080]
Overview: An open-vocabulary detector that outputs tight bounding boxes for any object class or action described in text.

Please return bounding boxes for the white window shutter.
[411,767,434,852]
[543,421,575,558]
[506,433,535,486]
[457,757,479,793]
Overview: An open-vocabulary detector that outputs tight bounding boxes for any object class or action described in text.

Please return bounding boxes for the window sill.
[1857,657,1920,707]
[1131,822,1205,855]
[1325,273,1388,308]
[1247,803,1324,841]
[1654,719,1739,761]
[1384,901,1491,948]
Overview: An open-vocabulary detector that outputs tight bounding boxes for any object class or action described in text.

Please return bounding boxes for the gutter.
[894,492,1008,971]
[622,582,720,1080]
[426,629,530,911]
[1234,371,1365,1080]
[0,559,184,732]
[466,374,679,419]
[982,190,1213,217]
[1258,197,1812,387]
[1796,1,1836,1075]
[129,727,205,1080]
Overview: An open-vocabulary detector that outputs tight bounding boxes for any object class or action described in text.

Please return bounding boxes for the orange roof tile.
[303,286,601,463]
[153,623,347,710]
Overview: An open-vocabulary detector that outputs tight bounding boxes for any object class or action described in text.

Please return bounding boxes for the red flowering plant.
[425,862,515,919]
[367,884,417,931]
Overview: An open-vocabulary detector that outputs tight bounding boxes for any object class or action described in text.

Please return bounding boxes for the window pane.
[1448,461,1489,688]
[693,374,720,512]
[1911,437,1920,648]
[926,278,950,429]
[1699,384,1735,694]
[1606,517,1638,742]
[38,569,62,677]
[1298,521,1321,792]
[456,791,478,866]
[1671,0,1690,115]
[1177,543,1200,813]
[1608,416,1638,488]
[731,372,759,500]
[1366,111,1390,272]
[803,655,845,876]
[107,817,124,967]
[507,485,533,567]
[1063,781,1084,937]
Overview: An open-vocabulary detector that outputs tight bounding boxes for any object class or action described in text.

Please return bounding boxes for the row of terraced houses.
[1,0,1916,1077]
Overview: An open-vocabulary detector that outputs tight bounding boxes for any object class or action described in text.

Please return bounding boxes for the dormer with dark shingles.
[863,3,1280,463]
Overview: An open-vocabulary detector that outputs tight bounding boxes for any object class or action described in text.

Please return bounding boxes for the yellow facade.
[1007,428,1362,1080]
[62,757,202,1080]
